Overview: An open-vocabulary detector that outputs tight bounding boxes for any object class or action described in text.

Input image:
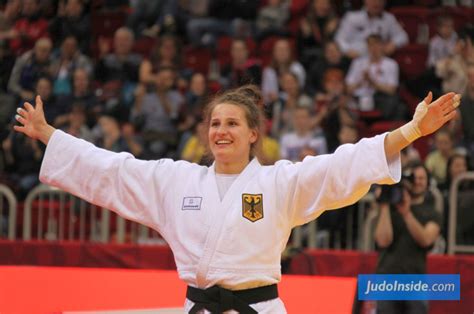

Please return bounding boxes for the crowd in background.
[0,0,473,249]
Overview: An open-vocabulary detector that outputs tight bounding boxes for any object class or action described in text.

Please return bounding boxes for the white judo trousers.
[40,130,401,313]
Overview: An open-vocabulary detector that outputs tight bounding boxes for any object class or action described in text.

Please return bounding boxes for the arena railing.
[0,183,17,240]
[448,172,474,255]
[23,184,110,242]
[22,184,166,245]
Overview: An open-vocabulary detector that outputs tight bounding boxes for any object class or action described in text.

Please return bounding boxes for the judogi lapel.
[195,158,261,288]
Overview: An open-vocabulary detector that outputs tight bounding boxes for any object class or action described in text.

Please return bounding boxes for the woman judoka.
[14,85,460,313]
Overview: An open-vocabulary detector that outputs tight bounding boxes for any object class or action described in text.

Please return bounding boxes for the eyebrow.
[210,117,242,121]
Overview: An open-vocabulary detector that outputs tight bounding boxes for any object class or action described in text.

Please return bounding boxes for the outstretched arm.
[14,95,56,144]
[13,95,173,232]
[384,92,460,160]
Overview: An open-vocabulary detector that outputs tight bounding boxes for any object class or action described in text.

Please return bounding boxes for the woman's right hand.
[14,95,56,145]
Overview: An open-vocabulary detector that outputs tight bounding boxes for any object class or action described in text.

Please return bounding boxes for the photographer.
[374,164,442,314]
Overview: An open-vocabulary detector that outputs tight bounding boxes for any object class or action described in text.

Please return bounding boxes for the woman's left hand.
[417,92,460,137]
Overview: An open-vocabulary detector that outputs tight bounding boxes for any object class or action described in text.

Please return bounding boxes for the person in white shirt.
[335,0,408,59]
[346,34,400,118]
[279,106,327,162]
[427,15,457,68]
[261,38,306,105]
[14,84,460,313]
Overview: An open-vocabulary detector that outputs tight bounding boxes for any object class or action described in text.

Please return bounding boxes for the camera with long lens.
[377,172,414,205]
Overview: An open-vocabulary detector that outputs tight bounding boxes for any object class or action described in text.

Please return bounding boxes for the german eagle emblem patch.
[242,194,263,222]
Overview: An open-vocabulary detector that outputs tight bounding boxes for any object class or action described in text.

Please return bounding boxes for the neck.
[411,195,424,205]
[467,87,474,99]
[441,150,451,158]
[215,159,250,175]
[370,55,382,62]
[233,60,246,68]
[296,129,309,136]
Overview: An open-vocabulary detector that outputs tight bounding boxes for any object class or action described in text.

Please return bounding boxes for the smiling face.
[411,166,429,198]
[208,103,258,173]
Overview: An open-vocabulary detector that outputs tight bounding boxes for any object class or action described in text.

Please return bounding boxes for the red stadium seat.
[393,44,428,80]
[91,11,127,38]
[183,46,212,75]
[132,37,156,59]
[290,0,309,16]
[413,133,433,161]
[208,80,222,94]
[413,0,438,6]
[399,85,421,115]
[390,6,429,43]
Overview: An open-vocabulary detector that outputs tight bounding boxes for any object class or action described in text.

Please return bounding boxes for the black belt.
[187,284,278,313]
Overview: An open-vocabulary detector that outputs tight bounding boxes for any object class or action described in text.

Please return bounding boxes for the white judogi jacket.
[40,130,401,313]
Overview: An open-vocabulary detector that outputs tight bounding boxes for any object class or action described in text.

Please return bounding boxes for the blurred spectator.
[49,0,90,54]
[220,38,261,89]
[425,128,458,185]
[179,72,209,140]
[297,0,339,67]
[315,68,357,152]
[59,104,94,142]
[316,124,359,248]
[338,124,359,145]
[1,131,44,199]
[306,40,350,95]
[374,163,441,314]
[55,68,100,128]
[335,0,408,59]
[186,0,259,47]
[459,64,474,156]
[440,153,473,243]
[95,27,142,114]
[8,37,52,102]
[184,72,209,119]
[180,119,208,165]
[346,34,401,119]
[0,39,16,136]
[435,26,474,94]
[131,67,184,159]
[409,14,457,100]
[127,0,177,38]
[139,34,183,87]
[176,72,209,156]
[269,71,313,136]
[174,0,210,39]
[279,106,327,162]
[9,0,49,56]
[440,153,472,194]
[255,0,289,41]
[400,145,421,169]
[50,35,93,96]
[262,38,305,104]
[0,0,21,46]
[96,114,144,157]
[427,15,457,68]
[33,76,60,123]
[258,123,280,165]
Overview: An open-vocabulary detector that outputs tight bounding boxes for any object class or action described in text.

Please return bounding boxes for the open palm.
[418,92,459,136]
[14,96,50,141]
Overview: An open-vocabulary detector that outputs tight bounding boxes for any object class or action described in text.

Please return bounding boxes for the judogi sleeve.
[276,133,401,227]
[39,130,176,231]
